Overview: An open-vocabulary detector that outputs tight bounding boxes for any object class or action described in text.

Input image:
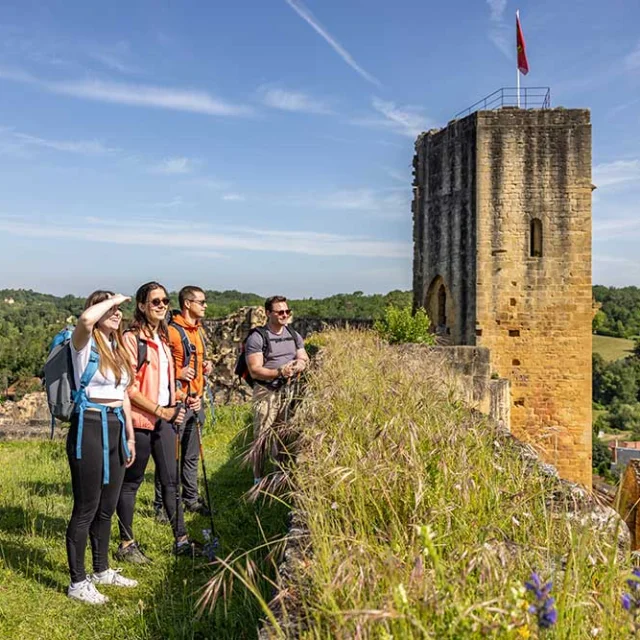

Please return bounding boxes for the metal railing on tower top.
[453,87,551,120]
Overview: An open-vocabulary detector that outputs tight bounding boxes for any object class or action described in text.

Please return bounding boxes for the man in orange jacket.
[154,285,213,519]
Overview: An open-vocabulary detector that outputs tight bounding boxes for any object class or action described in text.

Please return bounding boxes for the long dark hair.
[84,290,134,387]
[130,281,170,342]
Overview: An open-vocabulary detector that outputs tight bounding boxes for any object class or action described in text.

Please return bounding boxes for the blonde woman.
[66,290,137,604]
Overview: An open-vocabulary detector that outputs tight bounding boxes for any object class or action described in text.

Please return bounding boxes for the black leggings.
[66,410,125,583]
[116,419,187,541]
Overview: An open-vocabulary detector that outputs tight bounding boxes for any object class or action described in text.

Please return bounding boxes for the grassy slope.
[282,331,632,639]
[0,406,288,640]
[592,335,635,362]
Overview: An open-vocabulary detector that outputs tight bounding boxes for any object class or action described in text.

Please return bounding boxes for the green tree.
[374,306,435,345]
[592,437,612,474]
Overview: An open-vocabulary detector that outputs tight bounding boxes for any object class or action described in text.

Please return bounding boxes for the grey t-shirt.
[245,326,304,371]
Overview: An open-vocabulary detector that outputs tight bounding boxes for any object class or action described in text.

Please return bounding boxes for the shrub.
[373,305,435,345]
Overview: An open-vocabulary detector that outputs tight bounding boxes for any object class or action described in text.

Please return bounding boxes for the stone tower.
[412,108,592,486]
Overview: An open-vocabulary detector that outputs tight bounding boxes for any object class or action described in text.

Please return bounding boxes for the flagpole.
[516,10,520,108]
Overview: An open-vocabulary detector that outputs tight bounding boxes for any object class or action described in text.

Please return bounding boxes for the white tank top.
[153,333,171,407]
[71,339,129,401]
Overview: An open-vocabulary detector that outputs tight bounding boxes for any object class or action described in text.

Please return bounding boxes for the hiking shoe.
[68,579,109,605]
[90,568,138,588]
[114,541,152,565]
[155,507,170,524]
[184,498,211,516]
[175,539,204,558]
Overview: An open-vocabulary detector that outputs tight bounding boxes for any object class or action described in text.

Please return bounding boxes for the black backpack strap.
[170,321,194,365]
[256,326,270,359]
[124,329,147,372]
[136,338,148,371]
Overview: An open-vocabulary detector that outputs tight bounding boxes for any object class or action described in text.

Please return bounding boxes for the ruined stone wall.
[201,311,373,404]
[413,107,593,486]
[474,109,592,486]
[397,345,510,428]
[412,117,477,344]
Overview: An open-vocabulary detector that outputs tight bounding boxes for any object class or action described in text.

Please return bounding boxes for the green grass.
[592,335,635,362]
[0,405,288,640]
[272,330,634,639]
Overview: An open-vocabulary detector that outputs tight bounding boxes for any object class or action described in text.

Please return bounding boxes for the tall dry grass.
[260,330,633,638]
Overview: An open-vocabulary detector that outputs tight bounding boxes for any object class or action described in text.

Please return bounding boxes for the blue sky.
[0,0,639,298]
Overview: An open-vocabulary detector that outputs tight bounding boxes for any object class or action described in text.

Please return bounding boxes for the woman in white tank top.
[65,290,138,605]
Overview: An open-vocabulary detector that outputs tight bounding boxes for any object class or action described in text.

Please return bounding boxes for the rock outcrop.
[202,306,268,404]
[0,391,51,439]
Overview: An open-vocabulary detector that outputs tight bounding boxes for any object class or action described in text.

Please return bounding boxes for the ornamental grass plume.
[525,572,557,631]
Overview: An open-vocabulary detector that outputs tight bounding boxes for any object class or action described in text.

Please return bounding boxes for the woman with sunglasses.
[115,281,196,562]
[66,291,137,605]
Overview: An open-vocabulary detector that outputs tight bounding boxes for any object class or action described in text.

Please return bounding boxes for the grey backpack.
[44,327,99,436]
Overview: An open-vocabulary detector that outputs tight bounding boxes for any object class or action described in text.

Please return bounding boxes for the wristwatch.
[277,366,283,378]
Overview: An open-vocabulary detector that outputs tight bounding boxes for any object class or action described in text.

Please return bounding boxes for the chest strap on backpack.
[71,346,130,485]
[73,398,129,485]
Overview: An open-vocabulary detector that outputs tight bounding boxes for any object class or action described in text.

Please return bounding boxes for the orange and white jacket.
[123,331,180,431]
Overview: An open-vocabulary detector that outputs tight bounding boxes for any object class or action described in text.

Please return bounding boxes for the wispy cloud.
[150,196,186,209]
[625,42,640,71]
[283,187,410,219]
[0,214,409,258]
[384,167,409,184]
[222,193,246,202]
[595,255,640,268]
[89,41,140,75]
[259,86,333,114]
[0,67,254,117]
[593,215,640,239]
[593,159,640,188]
[351,98,433,138]
[186,177,231,190]
[486,0,511,59]
[13,131,115,155]
[0,126,116,156]
[150,157,194,175]
[283,0,381,87]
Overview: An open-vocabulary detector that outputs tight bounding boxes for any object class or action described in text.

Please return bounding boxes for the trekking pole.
[192,393,218,561]
[174,393,186,560]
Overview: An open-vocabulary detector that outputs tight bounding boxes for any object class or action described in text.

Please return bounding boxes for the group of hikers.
[59,282,308,605]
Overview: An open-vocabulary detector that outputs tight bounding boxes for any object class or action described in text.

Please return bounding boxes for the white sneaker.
[90,568,138,588]
[68,579,109,604]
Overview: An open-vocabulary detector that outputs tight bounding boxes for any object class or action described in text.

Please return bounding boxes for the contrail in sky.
[284,0,382,87]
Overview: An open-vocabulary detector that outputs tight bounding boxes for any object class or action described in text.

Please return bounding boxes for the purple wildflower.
[525,571,557,630]
[622,568,640,631]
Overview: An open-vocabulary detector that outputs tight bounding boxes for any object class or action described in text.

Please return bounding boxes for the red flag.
[516,11,529,75]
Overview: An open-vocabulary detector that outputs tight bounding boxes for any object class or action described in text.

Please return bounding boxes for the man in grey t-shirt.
[246,295,309,483]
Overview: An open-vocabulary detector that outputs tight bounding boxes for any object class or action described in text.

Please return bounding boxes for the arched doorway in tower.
[425,275,453,337]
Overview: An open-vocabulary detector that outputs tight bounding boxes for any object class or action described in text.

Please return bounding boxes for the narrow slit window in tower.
[530,218,543,257]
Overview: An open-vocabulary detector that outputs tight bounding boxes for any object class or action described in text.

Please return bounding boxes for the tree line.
[593,285,640,338]
[0,288,412,393]
[2,285,639,399]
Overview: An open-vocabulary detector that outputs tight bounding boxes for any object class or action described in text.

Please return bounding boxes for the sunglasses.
[149,297,170,308]
[273,309,292,316]
[187,299,207,306]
